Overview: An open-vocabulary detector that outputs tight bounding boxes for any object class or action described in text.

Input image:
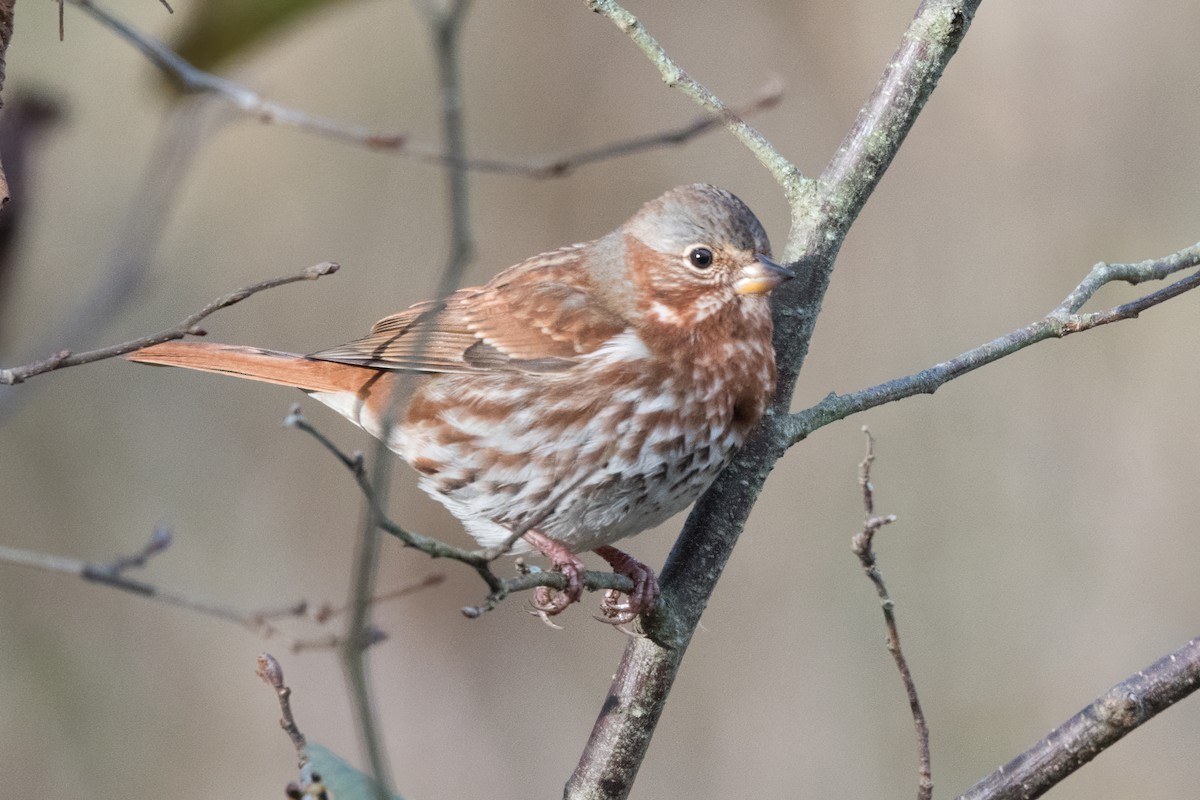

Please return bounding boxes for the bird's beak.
[734,254,796,295]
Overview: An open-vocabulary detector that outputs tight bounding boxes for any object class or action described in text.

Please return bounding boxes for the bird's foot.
[522,530,585,619]
[594,545,660,625]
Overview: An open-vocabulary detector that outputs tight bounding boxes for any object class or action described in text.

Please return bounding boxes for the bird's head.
[619,183,793,331]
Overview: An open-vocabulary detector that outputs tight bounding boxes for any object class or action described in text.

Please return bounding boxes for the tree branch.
[784,242,1200,444]
[852,429,930,800]
[0,261,339,386]
[811,4,973,242]
[587,0,808,202]
[501,78,783,178]
[335,2,478,794]
[68,0,417,152]
[66,0,777,177]
[958,636,1200,800]
[568,3,982,798]
[0,98,215,420]
[0,527,437,649]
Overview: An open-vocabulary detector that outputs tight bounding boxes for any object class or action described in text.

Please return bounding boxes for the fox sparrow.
[127,184,793,621]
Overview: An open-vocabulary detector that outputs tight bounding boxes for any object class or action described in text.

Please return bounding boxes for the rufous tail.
[125,341,378,395]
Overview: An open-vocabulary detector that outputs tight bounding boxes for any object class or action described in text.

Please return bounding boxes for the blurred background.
[1,1,1198,798]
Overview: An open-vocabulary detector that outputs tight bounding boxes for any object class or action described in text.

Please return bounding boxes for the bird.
[126,184,793,622]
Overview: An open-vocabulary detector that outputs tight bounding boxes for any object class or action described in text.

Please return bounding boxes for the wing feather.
[309,245,628,375]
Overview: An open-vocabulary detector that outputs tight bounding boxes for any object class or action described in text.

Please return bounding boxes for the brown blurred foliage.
[0,2,1197,799]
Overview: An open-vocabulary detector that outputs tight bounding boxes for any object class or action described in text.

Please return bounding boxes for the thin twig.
[100,524,173,572]
[851,428,930,800]
[0,530,305,633]
[284,407,490,563]
[0,261,338,385]
[0,528,436,650]
[312,574,445,624]
[66,0,777,177]
[785,243,1200,444]
[474,78,783,178]
[0,99,217,419]
[957,636,1200,800]
[256,653,308,761]
[70,0,409,150]
[424,0,476,301]
[58,0,171,40]
[256,653,328,799]
[339,6,477,793]
[586,0,807,202]
[283,407,635,618]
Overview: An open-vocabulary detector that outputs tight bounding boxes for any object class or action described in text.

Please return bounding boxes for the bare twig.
[0,527,435,650]
[587,0,807,202]
[100,524,173,573]
[0,98,217,420]
[467,78,783,178]
[424,0,476,299]
[0,529,306,633]
[334,3,480,795]
[66,0,776,177]
[785,243,1200,444]
[958,636,1200,800]
[311,574,445,625]
[283,407,635,617]
[851,429,930,800]
[59,0,173,40]
[283,575,446,653]
[257,652,328,799]
[256,653,308,761]
[0,261,338,385]
[69,0,406,150]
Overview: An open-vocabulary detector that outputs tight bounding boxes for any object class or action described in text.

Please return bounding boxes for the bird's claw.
[593,545,660,624]
[529,554,584,619]
[597,589,638,626]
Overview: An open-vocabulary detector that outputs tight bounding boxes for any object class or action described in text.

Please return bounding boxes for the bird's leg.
[594,545,660,624]
[522,529,585,616]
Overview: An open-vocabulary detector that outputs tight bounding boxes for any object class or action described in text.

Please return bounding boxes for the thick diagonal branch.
[567,4,981,799]
[958,636,1200,800]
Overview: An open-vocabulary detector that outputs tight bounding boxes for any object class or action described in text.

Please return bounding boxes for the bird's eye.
[688,247,714,269]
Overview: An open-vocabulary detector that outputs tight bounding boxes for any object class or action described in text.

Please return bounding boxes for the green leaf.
[170,0,358,71]
[303,742,405,800]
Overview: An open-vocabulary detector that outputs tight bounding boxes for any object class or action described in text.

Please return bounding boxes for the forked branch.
[283,407,636,618]
[786,243,1200,444]
[568,3,983,798]
[0,262,339,385]
[0,527,440,650]
[67,0,779,177]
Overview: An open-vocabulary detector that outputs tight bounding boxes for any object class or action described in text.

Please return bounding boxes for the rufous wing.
[310,246,629,375]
